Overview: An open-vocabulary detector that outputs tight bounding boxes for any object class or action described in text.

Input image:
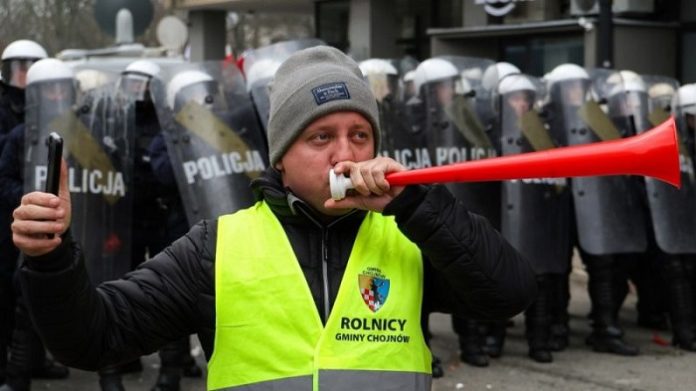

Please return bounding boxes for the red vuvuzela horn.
[330,117,680,200]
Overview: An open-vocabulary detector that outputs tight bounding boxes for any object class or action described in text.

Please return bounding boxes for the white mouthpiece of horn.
[329,169,354,200]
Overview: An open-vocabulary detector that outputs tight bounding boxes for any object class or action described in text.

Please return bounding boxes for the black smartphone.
[45,132,63,195]
[45,132,63,239]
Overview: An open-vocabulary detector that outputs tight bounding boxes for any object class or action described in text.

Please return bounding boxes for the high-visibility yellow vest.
[208,201,431,391]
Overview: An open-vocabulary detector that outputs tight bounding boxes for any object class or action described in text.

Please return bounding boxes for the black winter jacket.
[0,124,23,273]
[0,82,24,145]
[19,168,536,370]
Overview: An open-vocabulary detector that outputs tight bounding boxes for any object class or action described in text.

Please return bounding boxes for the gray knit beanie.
[267,45,380,165]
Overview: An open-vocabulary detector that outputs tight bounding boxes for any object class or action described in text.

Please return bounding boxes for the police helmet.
[360,58,400,102]
[123,60,161,78]
[2,40,48,61]
[359,59,398,77]
[498,74,536,95]
[545,63,589,86]
[606,70,641,86]
[648,82,676,100]
[166,69,215,109]
[27,59,74,86]
[677,84,696,116]
[1,40,48,88]
[26,59,76,106]
[648,82,676,110]
[413,58,458,94]
[119,60,161,101]
[608,76,646,98]
[482,62,520,91]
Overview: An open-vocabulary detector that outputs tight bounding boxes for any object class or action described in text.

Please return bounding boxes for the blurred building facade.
[175,0,696,81]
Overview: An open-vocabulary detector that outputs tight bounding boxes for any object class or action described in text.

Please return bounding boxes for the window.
[316,0,350,52]
[502,34,584,76]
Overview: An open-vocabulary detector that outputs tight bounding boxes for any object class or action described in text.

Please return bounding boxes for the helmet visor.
[119,74,150,101]
[3,59,37,88]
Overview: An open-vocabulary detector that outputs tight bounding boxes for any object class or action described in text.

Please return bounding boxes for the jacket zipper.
[293,201,357,324]
[321,229,330,324]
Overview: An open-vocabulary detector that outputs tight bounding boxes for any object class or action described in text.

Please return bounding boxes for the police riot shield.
[423,56,500,226]
[356,58,413,165]
[560,69,647,255]
[243,39,325,131]
[497,74,571,274]
[24,79,135,284]
[643,76,696,254]
[152,62,268,225]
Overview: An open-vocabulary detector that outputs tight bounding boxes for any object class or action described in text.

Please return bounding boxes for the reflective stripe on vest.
[209,201,431,391]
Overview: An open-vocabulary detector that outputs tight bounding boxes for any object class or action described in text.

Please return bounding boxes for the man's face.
[562,80,586,107]
[276,111,375,216]
[120,74,149,100]
[435,80,454,106]
[9,59,34,88]
[42,82,71,102]
[625,91,644,115]
[506,91,532,118]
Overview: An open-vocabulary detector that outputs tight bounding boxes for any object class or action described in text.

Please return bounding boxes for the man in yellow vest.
[10,46,536,391]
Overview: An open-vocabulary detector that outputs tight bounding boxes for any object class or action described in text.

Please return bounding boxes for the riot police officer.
[542,63,594,352]
[358,57,449,376]
[677,84,696,155]
[499,71,572,363]
[481,61,521,142]
[402,70,417,103]
[637,80,696,351]
[0,41,48,385]
[0,40,47,142]
[0,58,72,391]
[413,57,500,367]
[115,60,203,391]
[358,58,407,158]
[476,63,524,361]
[119,60,173,271]
[153,65,267,225]
[570,68,647,356]
[482,62,520,91]
[245,58,281,131]
[608,74,672,333]
[668,83,696,351]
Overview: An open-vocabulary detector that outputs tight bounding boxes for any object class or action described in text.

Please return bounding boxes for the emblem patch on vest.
[359,267,390,312]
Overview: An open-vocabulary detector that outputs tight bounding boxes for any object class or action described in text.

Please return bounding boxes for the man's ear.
[274,160,284,172]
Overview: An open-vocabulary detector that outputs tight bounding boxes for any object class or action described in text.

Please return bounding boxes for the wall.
[613,24,676,77]
[347,0,371,60]
[368,0,400,58]
[462,0,487,27]
[431,36,499,59]
[347,0,401,60]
